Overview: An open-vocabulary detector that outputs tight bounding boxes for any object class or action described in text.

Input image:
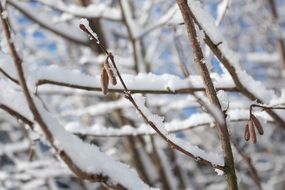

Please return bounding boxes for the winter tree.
[0,0,285,189]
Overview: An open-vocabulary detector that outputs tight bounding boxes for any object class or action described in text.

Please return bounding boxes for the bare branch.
[80,19,225,170]
[7,0,89,45]
[176,0,238,188]
[0,4,150,189]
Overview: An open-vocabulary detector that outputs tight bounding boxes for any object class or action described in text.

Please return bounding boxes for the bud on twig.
[101,67,109,95]
[79,24,88,33]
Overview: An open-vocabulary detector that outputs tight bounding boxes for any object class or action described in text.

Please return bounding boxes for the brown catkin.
[251,114,264,135]
[248,119,257,144]
[104,58,117,85]
[101,67,109,95]
[244,124,250,141]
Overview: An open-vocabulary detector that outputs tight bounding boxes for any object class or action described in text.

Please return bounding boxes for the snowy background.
[0,0,285,189]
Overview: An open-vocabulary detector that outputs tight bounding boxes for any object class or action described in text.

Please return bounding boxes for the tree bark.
[176,0,238,189]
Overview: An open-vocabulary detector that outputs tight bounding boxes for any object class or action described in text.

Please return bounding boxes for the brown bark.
[176,0,238,189]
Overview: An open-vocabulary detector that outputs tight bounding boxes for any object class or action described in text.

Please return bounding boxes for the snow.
[270,89,285,106]
[65,112,213,137]
[245,52,279,64]
[35,99,154,189]
[183,0,277,103]
[0,140,29,155]
[214,168,224,176]
[65,91,224,166]
[8,0,88,44]
[130,94,224,166]
[0,60,235,93]
[0,32,9,54]
[137,5,178,39]
[0,79,33,121]
[120,0,140,38]
[80,18,100,43]
[169,134,224,166]
[0,80,153,190]
[195,92,225,126]
[216,0,230,25]
[217,90,229,111]
[37,0,121,21]
[187,0,223,44]
[133,94,168,135]
[62,98,129,117]
[155,139,179,190]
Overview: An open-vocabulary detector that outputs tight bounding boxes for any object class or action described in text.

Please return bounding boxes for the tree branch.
[0,4,148,189]
[176,0,238,189]
[184,0,285,128]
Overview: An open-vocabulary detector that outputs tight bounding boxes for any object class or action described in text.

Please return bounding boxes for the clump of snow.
[270,89,285,106]
[217,90,229,111]
[133,94,168,135]
[216,0,230,25]
[0,79,153,189]
[215,168,224,176]
[170,134,224,166]
[80,18,100,44]
[35,97,154,190]
[131,94,224,166]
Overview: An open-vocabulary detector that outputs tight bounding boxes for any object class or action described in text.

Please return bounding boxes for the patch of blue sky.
[33,31,45,39]
[17,16,32,25]
[211,56,224,74]
[19,30,27,37]
[183,107,198,117]
[46,43,57,52]
[156,49,181,76]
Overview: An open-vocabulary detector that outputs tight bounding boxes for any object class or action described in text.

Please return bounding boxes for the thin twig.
[249,103,285,119]
[232,140,262,190]
[80,20,225,169]
[0,4,129,189]
[0,104,33,127]
[183,1,285,128]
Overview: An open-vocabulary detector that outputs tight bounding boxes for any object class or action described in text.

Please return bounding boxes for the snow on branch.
[0,60,236,94]
[171,0,274,101]
[35,98,154,190]
[78,21,226,169]
[175,0,285,127]
[132,94,224,166]
[0,79,153,189]
[0,83,271,139]
[0,4,154,189]
[7,0,89,45]
[35,0,122,21]
[66,112,213,137]
[80,18,100,43]
[192,0,273,99]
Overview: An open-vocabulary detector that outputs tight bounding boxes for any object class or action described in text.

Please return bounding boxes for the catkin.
[101,67,109,95]
[251,115,264,135]
[244,124,250,141]
[104,58,117,85]
[248,120,257,144]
